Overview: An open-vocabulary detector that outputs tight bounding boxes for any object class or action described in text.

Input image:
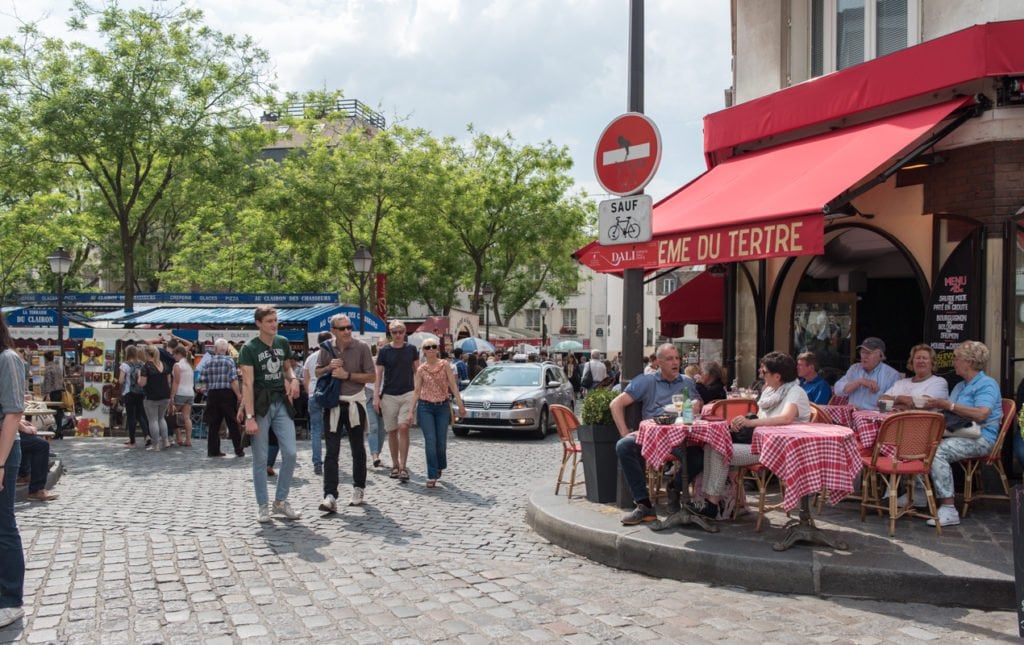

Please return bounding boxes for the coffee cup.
[878,399,894,412]
[912,395,928,409]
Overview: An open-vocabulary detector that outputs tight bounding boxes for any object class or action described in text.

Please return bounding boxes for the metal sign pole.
[621,0,644,388]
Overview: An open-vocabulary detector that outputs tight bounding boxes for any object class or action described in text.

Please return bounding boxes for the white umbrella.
[407,331,439,349]
[456,337,496,353]
[555,339,584,352]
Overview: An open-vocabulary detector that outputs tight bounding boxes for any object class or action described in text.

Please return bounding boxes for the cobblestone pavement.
[1,432,1018,643]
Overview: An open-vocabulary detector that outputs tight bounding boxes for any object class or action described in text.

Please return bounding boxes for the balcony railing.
[261,99,386,130]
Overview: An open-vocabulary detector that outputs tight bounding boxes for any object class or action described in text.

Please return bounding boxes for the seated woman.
[924,340,1002,528]
[687,351,810,519]
[878,344,948,409]
[696,361,727,403]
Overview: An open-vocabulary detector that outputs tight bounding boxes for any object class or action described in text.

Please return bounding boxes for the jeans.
[364,386,385,457]
[307,393,323,467]
[143,398,170,446]
[931,435,993,499]
[250,400,296,506]
[1,441,24,609]
[417,401,450,480]
[16,432,48,493]
[615,433,699,505]
[323,403,367,497]
[123,392,148,444]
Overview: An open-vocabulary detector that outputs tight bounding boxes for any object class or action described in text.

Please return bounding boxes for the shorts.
[381,392,414,432]
[174,394,194,405]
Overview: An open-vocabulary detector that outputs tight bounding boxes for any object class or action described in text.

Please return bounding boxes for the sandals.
[389,467,400,479]
[399,468,410,482]
[426,479,437,488]
[373,458,382,468]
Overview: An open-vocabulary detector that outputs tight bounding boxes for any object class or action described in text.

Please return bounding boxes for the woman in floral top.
[410,341,465,488]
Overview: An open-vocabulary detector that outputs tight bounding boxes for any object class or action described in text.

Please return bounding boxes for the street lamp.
[47,247,72,375]
[353,245,373,335]
[539,299,549,351]
[482,283,494,342]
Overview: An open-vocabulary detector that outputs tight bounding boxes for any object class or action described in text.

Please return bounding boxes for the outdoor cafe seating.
[960,398,1015,516]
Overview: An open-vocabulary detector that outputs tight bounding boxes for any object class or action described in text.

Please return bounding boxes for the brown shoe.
[16,476,29,486]
[267,466,276,477]
[27,490,59,502]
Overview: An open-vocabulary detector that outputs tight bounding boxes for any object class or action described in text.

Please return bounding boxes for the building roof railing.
[260,98,386,130]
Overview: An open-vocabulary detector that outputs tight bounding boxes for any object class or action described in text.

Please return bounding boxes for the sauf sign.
[594,113,661,247]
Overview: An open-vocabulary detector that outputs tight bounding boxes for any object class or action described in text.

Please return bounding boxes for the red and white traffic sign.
[593,112,662,196]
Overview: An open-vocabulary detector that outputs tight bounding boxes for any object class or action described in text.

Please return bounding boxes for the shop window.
[525,309,540,331]
[659,277,677,296]
[560,308,577,334]
[810,0,917,77]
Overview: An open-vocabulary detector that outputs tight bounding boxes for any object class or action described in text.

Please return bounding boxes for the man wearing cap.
[833,337,900,410]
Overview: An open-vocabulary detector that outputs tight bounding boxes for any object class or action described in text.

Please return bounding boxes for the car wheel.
[532,408,548,440]
[452,427,470,437]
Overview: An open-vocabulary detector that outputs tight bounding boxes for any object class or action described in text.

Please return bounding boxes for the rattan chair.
[960,398,1016,517]
[706,398,758,419]
[860,411,945,536]
[551,404,585,499]
[808,402,828,423]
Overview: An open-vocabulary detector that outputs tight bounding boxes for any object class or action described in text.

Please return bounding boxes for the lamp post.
[482,283,493,342]
[47,247,72,375]
[353,245,373,335]
[539,299,549,351]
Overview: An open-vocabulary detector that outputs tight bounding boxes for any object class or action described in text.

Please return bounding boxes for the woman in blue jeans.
[0,312,27,627]
[409,341,465,488]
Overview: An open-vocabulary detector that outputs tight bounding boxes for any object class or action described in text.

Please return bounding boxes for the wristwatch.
[245,414,255,421]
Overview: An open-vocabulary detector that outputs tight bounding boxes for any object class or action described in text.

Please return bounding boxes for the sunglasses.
[332,325,352,331]
[392,330,406,335]
[422,344,438,350]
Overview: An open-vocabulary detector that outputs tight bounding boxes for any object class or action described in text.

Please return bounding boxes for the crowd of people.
[612,336,1003,531]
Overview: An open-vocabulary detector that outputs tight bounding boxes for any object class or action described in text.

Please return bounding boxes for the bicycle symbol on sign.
[607,215,641,241]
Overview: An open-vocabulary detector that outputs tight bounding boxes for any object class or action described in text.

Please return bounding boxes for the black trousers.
[323,402,367,498]
[48,390,64,438]
[205,389,242,456]
[17,432,49,493]
[123,392,148,443]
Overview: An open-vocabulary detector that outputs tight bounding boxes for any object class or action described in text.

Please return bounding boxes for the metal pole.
[620,0,644,385]
[56,273,65,376]
[358,275,366,335]
[485,302,490,342]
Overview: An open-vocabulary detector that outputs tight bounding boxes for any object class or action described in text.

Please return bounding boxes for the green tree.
[0,0,273,307]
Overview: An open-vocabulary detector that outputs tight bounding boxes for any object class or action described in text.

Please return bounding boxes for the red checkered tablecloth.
[851,410,894,450]
[636,418,733,468]
[751,423,862,512]
[821,404,855,428]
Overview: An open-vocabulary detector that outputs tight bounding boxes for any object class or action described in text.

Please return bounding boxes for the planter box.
[578,424,624,504]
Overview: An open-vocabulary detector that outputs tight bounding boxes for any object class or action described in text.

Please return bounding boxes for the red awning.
[576,97,973,274]
[659,272,724,339]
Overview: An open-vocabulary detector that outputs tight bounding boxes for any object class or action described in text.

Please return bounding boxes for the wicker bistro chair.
[706,398,758,420]
[551,404,585,499]
[960,398,1016,517]
[808,402,828,424]
[860,411,945,536]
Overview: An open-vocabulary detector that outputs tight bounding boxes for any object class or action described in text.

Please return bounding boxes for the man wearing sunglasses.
[373,320,419,482]
[313,314,375,511]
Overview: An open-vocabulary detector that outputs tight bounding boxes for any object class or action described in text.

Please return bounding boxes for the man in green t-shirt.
[239,306,302,523]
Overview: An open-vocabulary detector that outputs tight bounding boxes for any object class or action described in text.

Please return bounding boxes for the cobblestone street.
[2,433,1018,643]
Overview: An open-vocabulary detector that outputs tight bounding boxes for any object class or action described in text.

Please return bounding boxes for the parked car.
[453,362,575,439]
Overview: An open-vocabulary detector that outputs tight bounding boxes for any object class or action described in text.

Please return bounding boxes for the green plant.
[580,388,617,426]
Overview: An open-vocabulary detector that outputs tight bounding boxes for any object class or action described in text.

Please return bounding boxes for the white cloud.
[1,0,732,202]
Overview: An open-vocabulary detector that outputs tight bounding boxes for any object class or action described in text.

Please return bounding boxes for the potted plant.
[577,388,621,503]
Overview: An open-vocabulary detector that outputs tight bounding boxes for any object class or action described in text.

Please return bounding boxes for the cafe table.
[820,404,855,428]
[751,423,862,551]
[635,417,733,533]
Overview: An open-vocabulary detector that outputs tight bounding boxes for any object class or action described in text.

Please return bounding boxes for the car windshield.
[473,365,540,387]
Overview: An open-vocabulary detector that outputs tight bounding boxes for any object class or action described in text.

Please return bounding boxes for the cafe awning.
[659,272,724,338]
[575,96,975,273]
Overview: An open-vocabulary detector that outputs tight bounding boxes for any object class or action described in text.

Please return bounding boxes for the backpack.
[128,362,144,395]
[581,363,594,390]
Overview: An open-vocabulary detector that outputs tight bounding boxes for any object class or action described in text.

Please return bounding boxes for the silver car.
[453,362,575,439]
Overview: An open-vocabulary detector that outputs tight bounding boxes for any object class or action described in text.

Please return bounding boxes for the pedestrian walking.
[373,320,419,482]
[302,332,332,475]
[198,338,243,458]
[314,315,375,512]
[239,306,302,522]
[411,340,465,488]
[169,345,194,446]
[118,345,149,447]
[0,312,26,628]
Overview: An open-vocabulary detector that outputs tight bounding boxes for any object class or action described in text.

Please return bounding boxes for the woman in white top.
[688,351,810,519]
[169,345,194,447]
[879,344,948,409]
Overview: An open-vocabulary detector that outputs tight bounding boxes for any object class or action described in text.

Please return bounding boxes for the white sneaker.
[272,500,302,520]
[349,487,365,506]
[256,504,271,523]
[319,494,337,513]
[0,606,24,628]
[926,505,961,527]
[895,493,929,508]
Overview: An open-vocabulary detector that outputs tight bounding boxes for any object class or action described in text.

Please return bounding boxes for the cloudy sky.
[2,0,733,203]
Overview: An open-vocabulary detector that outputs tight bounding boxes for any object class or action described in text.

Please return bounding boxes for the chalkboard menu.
[927,234,982,383]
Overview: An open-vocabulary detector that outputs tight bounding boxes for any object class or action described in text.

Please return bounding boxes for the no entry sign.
[594,113,662,196]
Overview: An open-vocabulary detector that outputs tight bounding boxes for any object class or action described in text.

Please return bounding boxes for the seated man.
[611,343,701,525]
[17,419,58,502]
[833,337,899,410]
[797,351,831,405]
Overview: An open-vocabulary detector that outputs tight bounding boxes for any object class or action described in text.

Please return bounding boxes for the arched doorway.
[787,224,928,377]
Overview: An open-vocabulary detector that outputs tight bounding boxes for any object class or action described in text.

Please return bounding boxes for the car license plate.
[470,410,500,419]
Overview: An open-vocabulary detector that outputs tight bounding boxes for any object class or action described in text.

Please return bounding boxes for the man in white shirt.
[584,351,608,390]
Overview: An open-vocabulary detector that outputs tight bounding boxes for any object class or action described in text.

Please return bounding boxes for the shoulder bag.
[313,341,341,410]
